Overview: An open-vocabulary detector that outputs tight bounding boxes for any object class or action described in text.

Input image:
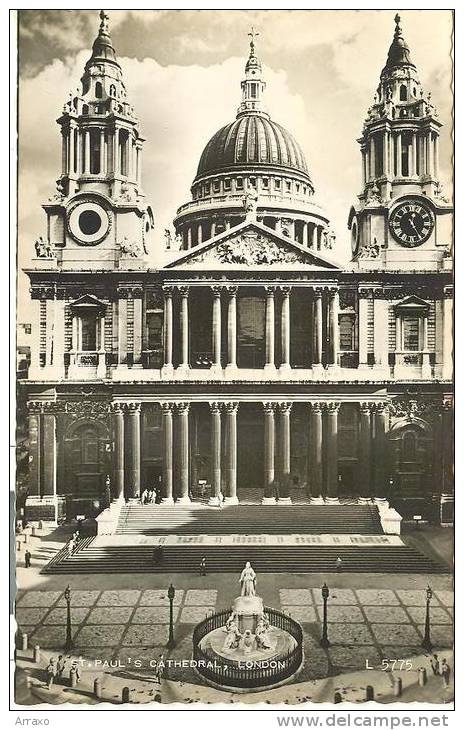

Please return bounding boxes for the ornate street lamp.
[64,584,73,652]
[320,583,330,648]
[421,584,433,652]
[167,583,176,649]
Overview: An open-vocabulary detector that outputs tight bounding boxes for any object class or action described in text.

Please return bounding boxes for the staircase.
[115,503,383,536]
[42,541,447,574]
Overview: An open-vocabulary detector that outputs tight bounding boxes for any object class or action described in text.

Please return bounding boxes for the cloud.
[17,11,453,316]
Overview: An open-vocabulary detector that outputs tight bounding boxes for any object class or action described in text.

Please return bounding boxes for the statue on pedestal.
[240,561,257,596]
[223,617,242,650]
[255,617,272,650]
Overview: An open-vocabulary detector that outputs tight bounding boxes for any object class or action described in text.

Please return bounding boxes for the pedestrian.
[46,658,56,690]
[200,556,207,576]
[69,660,80,686]
[335,556,343,571]
[24,549,31,568]
[441,659,451,688]
[430,654,440,675]
[67,540,74,558]
[140,488,147,505]
[217,492,223,509]
[56,655,66,682]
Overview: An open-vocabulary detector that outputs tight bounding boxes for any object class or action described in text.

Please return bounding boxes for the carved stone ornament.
[34,236,55,259]
[119,236,143,259]
[388,399,442,423]
[186,232,306,267]
[65,400,111,417]
[359,237,380,259]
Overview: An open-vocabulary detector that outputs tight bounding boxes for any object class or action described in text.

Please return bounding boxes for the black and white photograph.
[12,7,454,713]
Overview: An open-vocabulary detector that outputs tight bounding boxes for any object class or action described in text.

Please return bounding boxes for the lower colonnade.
[110,400,390,506]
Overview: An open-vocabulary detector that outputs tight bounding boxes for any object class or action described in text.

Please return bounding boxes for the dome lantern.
[237,27,268,118]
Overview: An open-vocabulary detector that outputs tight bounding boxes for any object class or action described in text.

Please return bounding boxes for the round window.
[79,210,101,235]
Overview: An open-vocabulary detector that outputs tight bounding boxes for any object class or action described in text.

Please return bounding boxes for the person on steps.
[200,556,207,576]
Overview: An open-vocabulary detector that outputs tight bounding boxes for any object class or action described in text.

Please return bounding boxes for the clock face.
[389,201,434,247]
[68,201,110,245]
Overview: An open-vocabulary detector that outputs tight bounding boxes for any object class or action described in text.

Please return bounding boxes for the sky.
[16,9,453,318]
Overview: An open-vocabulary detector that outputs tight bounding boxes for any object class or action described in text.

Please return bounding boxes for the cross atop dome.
[248,26,259,55]
[99,9,110,35]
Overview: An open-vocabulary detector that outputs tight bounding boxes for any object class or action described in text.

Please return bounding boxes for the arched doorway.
[388,419,434,518]
[64,420,110,505]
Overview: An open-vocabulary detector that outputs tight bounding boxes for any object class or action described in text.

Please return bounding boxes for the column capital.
[162,285,174,296]
[27,400,44,415]
[322,401,341,414]
[359,401,377,415]
[125,402,142,414]
[373,401,389,416]
[278,402,292,415]
[177,285,189,296]
[441,397,453,412]
[224,401,239,415]
[443,286,453,299]
[313,287,324,298]
[225,285,238,296]
[110,402,125,414]
[279,285,292,296]
[211,285,223,297]
[175,401,190,415]
[160,401,176,414]
[264,285,276,296]
[209,401,223,414]
[310,402,324,414]
[263,402,277,414]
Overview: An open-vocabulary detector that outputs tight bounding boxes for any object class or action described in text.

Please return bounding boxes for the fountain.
[192,562,304,692]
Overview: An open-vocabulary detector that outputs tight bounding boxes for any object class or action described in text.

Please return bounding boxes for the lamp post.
[64,584,73,652]
[421,584,433,652]
[167,583,176,649]
[320,583,330,648]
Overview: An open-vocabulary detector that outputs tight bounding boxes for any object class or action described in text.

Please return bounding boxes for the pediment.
[70,294,105,309]
[394,295,430,310]
[165,222,341,271]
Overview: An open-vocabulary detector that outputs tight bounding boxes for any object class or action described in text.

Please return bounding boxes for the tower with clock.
[42,10,154,270]
[348,14,452,271]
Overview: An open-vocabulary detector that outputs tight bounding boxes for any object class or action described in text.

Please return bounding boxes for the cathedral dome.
[195,114,310,181]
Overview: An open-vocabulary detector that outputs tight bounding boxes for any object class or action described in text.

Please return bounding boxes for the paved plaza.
[16,583,453,685]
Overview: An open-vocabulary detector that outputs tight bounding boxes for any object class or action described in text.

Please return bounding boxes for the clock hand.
[407,213,420,236]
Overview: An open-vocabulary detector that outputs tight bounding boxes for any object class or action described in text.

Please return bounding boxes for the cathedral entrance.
[237,404,264,499]
[237,294,265,368]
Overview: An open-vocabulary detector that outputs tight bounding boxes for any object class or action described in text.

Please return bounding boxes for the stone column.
[440,400,454,524]
[411,133,417,176]
[162,286,173,374]
[264,287,276,372]
[433,135,439,179]
[225,286,237,373]
[325,402,340,503]
[161,402,174,504]
[358,289,369,367]
[187,227,192,249]
[69,126,75,175]
[383,131,389,176]
[176,403,191,503]
[197,222,203,245]
[312,224,318,250]
[133,295,143,367]
[84,130,90,174]
[211,286,222,371]
[179,286,189,369]
[112,403,125,501]
[278,402,292,504]
[358,403,373,502]
[117,294,128,366]
[209,402,222,506]
[309,403,324,502]
[211,221,216,238]
[369,136,375,179]
[27,402,42,497]
[313,288,323,368]
[328,287,339,369]
[126,403,141,499]
[396,133,402,177]
[443,287,453,379]
[304,223,311,248]
[280,286,291,372]
[61,131,67,175]
[373,292,388,371]
[100,129,105,175]
[262,403,276,504]
[373,403,388,503]
[224,402,239,505]
[41,405,57,499]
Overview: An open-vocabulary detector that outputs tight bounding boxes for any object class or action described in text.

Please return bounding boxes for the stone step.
[42,542,447,575]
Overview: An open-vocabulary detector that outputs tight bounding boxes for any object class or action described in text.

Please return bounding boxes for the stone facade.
[22,13,453,525]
